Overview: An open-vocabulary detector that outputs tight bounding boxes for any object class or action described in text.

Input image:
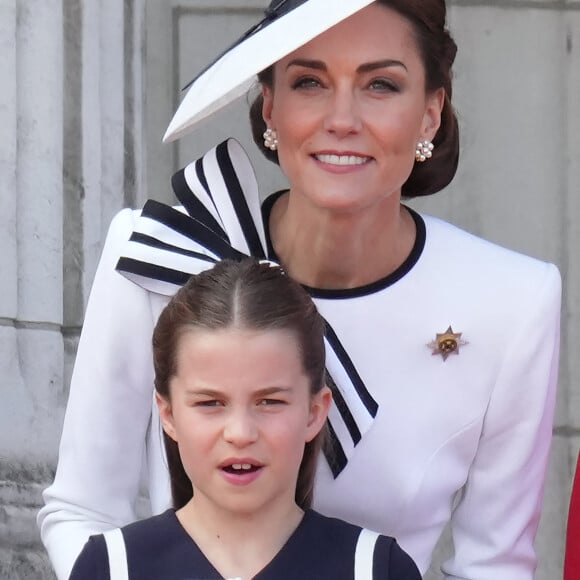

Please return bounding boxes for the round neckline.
[261,191,426,300]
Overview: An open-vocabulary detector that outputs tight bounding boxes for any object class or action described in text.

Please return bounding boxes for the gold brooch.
[427,326,468,361]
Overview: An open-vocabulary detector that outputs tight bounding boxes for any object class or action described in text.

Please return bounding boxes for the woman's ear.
[305,386,332,443]
[156,392,177,442]
[421,87,445,142]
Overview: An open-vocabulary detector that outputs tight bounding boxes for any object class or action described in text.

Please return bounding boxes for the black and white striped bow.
[116,139,378,477]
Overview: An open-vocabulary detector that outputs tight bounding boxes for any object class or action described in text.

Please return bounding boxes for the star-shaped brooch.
[427,326,468,361]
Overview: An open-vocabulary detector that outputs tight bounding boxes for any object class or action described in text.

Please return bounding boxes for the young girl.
[68,258,420,579]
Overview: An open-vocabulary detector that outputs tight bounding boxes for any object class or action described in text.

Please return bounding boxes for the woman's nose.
[323,87,362,137]
[223,409,259,447]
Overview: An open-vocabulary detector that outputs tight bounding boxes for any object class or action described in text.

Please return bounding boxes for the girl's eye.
[195,400,223,408]
[292,76,322,90]
[368,78,400,93]
[258,398,286,406]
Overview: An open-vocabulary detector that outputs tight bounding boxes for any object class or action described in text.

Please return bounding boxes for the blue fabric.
[69,510,420,580]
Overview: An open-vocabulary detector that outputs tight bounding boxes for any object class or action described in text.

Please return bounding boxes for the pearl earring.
[263,128,278,151]
[415,140,434,162]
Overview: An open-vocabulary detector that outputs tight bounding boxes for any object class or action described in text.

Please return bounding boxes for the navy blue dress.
[69,509,420,579]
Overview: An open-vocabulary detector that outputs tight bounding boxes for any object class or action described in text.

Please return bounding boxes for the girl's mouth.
[222,463,261,474]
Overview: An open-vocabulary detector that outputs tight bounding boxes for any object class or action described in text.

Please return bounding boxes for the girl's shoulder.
[119,509,183,548]
[299,511,421,579]
[69,510,198,580]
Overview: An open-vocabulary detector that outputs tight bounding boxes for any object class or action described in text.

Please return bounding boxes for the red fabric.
[565,452,580,580]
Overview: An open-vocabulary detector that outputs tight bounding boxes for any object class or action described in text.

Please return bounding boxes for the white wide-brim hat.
[163,0,376,143]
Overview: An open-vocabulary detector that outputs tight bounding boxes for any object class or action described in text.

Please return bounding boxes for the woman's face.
[157,327,330,517]
[262,3,443,213]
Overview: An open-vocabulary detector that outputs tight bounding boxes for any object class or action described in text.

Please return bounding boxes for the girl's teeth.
[231,463,252,470]
[316,154,369,166]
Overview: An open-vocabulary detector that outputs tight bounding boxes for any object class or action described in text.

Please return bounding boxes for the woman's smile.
[313,152,373,168]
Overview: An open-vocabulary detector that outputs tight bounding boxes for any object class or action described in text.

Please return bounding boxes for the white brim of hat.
[163,0,375,143]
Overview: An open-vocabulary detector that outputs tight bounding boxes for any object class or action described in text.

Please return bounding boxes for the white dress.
[38,140,561,580]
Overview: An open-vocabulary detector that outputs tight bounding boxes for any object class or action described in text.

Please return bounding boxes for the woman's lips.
[313,153,372,166]
[311,152,373,174]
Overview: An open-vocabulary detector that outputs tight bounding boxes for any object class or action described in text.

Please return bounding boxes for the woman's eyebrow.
[357,59,407,73]
[286,58,326,71]
[285,58,407,73]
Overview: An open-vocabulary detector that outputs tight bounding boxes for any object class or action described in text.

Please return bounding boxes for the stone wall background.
[1,0,579,578]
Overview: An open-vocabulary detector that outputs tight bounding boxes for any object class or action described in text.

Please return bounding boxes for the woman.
[68,258,420,579]
[39,1,561,579]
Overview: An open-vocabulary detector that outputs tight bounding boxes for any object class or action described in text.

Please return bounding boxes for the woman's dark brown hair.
[152,258,327,510]
[249,0,459,197]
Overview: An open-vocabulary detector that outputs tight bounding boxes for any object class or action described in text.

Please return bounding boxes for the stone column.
[0,0,145,577]
[0,0,64,576]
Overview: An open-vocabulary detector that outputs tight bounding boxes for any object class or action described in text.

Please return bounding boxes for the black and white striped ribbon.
[116,138,378,477]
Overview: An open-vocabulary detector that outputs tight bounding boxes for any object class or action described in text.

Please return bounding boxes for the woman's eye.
[292,76,322,90]
[368,78,399,93]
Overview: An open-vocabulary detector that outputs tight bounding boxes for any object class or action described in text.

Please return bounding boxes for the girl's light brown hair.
[153,258,327,510]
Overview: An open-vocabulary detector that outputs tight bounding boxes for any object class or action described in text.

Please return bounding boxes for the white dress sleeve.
[37,209,158,580]
[442,263,561,579]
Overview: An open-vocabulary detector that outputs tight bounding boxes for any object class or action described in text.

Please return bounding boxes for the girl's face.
[262,3,444,214]
[158,327,330,517]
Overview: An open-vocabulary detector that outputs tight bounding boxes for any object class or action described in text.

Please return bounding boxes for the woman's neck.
[177,497,304,580]
[269,191,416,290]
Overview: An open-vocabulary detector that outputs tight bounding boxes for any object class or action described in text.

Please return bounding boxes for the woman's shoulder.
[419,211,560,288]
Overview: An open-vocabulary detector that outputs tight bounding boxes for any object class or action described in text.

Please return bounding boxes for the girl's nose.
[223,409,259,447]
[323,87,362,137]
